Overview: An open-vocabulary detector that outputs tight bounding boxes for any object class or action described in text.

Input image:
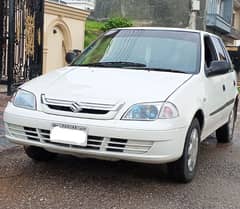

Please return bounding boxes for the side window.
[204,36,218,68]
[219,39,232,64]
[211,37,227,61]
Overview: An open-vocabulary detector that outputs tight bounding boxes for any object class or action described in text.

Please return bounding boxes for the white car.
[4,28,239,182]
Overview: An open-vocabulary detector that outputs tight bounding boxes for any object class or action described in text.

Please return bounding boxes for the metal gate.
[0,0,44,95]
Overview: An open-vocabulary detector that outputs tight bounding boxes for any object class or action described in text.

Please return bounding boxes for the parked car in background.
[4,28,239,182]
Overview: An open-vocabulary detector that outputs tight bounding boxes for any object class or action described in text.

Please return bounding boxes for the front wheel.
[168,119,200,183]
[24,146,57,162]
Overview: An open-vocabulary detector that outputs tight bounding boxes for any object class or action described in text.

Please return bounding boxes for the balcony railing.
[206,0,233,33]
[206,13,232,33]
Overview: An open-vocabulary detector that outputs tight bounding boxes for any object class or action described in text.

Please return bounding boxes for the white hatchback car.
[4,28,239,182]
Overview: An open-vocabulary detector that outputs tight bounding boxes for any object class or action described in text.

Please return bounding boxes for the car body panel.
[24,67,193,106]
[3,27,239,164]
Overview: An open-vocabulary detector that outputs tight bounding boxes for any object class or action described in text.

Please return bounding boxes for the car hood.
[23,67,193,105]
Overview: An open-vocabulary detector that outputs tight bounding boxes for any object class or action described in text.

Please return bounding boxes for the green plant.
[84,20,104,48]
[101,17,133,32]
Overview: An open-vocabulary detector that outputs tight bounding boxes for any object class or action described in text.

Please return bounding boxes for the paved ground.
[0,95,240,209]
[0,94,14,151]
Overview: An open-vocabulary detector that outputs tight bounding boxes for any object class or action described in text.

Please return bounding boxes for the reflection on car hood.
[22,67,193,105]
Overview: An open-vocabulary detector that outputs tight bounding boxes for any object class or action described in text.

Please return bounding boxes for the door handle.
[222,84,226,91]
[233,80,236,87]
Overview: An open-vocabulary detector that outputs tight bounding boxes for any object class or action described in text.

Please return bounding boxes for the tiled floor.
[0,111,4,136]
[0,94,15,151]
[0,93,10,135]
[0,93,10,107]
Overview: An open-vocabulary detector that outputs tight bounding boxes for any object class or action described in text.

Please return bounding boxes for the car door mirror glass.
[206,61,230,77]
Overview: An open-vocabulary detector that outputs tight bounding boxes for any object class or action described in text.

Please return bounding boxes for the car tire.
[216,106,236,143]
[24,146,57,162]
[167,118,200,183]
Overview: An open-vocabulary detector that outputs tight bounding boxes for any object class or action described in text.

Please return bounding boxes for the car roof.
[117,27,219,38]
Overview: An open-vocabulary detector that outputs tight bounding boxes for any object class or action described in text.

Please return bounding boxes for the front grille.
[7,124,153,154]
[24,127,39,141]
[47,105,109,115]
[107,138,128,152]
[47,105,70,112]
[39,129,104,151]
[41,95,119,117]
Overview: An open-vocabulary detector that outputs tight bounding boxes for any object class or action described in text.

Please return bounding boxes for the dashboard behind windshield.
[72,29,201,74]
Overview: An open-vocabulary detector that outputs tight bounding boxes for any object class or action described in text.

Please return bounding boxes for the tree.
[101,17,132,32]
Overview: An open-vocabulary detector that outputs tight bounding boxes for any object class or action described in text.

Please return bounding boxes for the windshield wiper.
[74,62,188,74]
[75,61,146,68]
[123,66,188,74]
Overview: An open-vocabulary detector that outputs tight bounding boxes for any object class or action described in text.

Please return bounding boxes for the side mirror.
[206,61,230,77]
[65,49,81,64]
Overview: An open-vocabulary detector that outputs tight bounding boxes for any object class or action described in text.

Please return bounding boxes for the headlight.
[122,102,179,121]
[13,89,36,110]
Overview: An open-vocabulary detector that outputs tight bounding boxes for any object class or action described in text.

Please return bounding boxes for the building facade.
[51,0,95,10]
[44,1,90,73]
[92,0,240,45]
[0,0,90,94]
[65,0,95,10]
[206,0,240,45]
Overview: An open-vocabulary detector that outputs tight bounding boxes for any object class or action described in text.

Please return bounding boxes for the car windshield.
[72,29,201,74]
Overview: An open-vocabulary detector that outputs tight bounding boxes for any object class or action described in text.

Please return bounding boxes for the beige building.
[64,0,96,11]
[43,1,89,74]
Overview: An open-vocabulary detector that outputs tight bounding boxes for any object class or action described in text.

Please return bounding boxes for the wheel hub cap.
[187,128,199,172]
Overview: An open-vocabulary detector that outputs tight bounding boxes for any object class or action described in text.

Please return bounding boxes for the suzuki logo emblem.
[70,102,83,113]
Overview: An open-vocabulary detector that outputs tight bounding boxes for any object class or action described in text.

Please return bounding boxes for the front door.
[202,35,228,138]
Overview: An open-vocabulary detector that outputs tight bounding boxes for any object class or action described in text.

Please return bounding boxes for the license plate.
[52,123,87,131]
[50,125,87,147]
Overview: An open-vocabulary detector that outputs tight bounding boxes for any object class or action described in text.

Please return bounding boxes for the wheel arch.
[234,95,239,120]
[193,109,205,132]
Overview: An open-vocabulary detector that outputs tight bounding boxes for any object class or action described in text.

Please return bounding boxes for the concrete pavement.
[0,94,240,209]
[0,94,15,152]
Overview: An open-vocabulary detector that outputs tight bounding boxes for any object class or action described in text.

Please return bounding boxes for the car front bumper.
[4,103,188,164]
